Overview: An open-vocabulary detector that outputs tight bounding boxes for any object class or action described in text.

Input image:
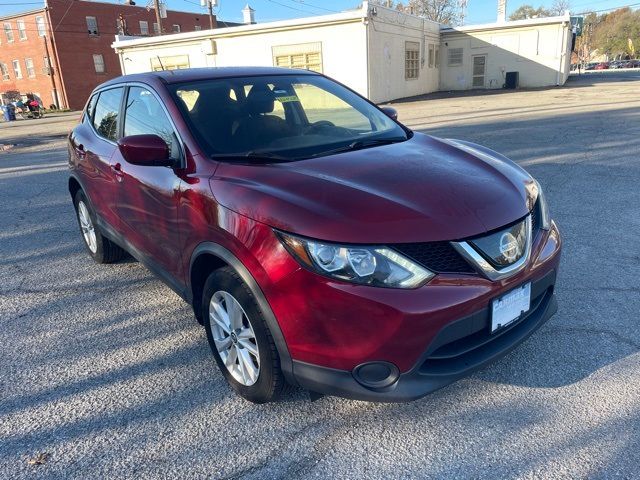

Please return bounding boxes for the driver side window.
[124,86,181,160]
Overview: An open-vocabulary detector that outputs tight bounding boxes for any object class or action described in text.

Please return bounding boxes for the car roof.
[96,66,319,89]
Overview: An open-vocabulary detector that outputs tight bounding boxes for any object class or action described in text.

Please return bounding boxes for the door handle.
[111,162,124,182]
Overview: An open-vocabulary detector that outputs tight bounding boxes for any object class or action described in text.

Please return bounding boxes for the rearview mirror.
[117,134,173,167]
[380,106,398,122]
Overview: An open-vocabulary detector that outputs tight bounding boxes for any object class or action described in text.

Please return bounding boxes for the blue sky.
[0,0,635,25]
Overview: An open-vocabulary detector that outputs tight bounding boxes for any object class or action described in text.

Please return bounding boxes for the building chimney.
[242,4,255,24]
[497,0,507,23]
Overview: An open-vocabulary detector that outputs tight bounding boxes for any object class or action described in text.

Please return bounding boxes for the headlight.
[276,232,434,289]
[534,179,551,230]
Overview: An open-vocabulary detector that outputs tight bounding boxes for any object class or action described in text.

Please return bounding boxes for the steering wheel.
[305,120,335,134]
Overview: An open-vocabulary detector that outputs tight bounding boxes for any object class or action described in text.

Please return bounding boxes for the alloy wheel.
[77,201,97,253]
[209,290,260,386]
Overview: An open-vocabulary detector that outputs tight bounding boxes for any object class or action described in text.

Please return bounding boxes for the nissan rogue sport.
[68,67,561,403]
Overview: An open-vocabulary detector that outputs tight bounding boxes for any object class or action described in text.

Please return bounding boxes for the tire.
[73,190,126,264]
[202,266,283,403]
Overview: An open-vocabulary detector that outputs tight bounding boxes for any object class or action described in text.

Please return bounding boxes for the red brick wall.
[1,1,213,111]
[48,0,213,110]
[0,10,60,108]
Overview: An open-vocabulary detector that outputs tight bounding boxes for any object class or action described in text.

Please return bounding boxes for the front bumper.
[263,221,561,401]
[291,269,557,402]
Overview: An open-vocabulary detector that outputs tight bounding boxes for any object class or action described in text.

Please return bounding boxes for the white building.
[112,2,572,104]
[440,16,572,90]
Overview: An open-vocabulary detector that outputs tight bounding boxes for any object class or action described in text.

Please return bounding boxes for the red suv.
[68,68,561,403]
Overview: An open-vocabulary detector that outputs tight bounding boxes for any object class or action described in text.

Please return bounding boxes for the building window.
[405,41,420,79]
[153,22,160,34]
[194,25,202,31]
[435,46,440,68]
[4,22,14,43]
[43,56,51,75]
[272,42,323,73]
[17,20,27,40]
[36,16,46,37]
[139,20,149,35]
[93,54,105,73]
[12,60,22,79]
[172,24,181,33]
[150,55,190,71]
[448,47,463,67]
[428,44,435,68]
[86,16,99,35]
[0,62,9,81]
[25,58,35,77]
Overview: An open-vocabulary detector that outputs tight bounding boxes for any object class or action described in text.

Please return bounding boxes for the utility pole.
[153,0,164,34]
[201,0,216,30]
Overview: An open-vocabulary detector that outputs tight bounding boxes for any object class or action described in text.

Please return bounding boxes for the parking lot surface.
[1,73,639,478]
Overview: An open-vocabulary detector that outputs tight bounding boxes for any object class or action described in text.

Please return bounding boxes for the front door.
[113,85,184,282]
[472,55,486,88]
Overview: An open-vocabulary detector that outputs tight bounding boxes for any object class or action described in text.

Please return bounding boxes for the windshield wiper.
[309,137,406,158]
[211,151,291,162]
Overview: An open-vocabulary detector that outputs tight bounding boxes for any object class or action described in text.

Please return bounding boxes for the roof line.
[441,14,571,33]
[0,8,46,22]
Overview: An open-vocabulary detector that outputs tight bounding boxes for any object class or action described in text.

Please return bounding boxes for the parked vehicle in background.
[609,61,622,69]
[67,67,562,403]
[595,62,609,70]
[620,60,640,68]
[584,62,597,70]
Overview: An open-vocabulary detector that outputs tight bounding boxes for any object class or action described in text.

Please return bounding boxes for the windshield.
[168,74,408,161]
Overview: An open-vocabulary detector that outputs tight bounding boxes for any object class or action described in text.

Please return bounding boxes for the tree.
[509,4,552,21]
[396,0,461,25]
[574,8,640,61]
[550,0,570,16]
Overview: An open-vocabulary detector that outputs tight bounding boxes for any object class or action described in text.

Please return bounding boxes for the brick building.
[0,0,218,110]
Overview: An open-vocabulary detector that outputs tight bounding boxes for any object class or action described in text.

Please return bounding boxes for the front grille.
[392,241,476,274]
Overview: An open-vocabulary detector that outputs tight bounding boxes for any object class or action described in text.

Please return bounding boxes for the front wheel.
[202,267,283,403]
[73,190,126,264]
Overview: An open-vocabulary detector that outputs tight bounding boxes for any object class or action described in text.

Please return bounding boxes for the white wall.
[440,20,572,90]
[116,20,369,98]
[367,7,440,103]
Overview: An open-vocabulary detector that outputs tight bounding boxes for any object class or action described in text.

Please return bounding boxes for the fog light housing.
[353,361,400,390]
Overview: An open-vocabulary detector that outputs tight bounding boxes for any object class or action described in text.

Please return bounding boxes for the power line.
[576,1,640,14]
[264,0,317,14]
[286,0,340,13]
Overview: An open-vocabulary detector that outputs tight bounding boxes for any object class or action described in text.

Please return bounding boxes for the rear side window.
[85,94,98,123]
[92,87,123,141]
[123,86,181,159]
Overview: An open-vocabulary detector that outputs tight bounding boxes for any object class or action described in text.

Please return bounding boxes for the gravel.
[1,73,639,479]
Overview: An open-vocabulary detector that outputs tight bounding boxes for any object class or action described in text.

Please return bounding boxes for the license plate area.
[491,283,531,333]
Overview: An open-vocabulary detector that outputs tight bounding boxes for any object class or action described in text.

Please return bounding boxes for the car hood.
[209,133,534,244]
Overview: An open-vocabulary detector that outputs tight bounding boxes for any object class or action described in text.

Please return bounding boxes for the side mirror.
[117,134,173,167]
[380,106,398,122]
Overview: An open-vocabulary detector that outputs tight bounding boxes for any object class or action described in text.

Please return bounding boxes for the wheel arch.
[68,175,83,200]
[189,242,294,383]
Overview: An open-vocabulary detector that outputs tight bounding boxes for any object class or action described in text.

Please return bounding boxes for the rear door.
[113,84,184,281]
[70,87,124,232]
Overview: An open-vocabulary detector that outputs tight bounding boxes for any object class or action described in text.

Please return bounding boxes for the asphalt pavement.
[1,73,639,479]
